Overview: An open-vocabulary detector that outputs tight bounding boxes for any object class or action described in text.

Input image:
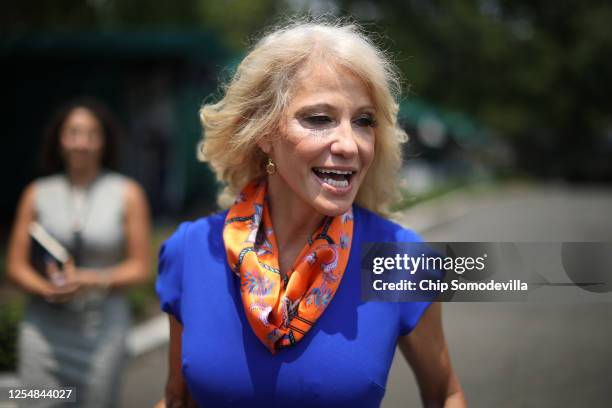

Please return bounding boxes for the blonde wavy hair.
[199,19,407,214]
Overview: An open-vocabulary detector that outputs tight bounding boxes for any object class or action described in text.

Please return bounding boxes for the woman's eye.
[354,115,377,128]
[304,115,333,126]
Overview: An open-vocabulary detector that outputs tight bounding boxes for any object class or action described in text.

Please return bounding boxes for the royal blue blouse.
[156,205,432,408]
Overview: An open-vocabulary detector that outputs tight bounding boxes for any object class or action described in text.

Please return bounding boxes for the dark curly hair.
[39,97,122,175]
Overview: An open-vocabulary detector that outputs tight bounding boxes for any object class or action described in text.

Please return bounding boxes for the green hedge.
[0,293,25,372]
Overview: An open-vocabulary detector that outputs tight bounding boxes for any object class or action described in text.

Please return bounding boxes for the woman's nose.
[330,121,359,158]
[75,134,90,147]
[68,132,94,149]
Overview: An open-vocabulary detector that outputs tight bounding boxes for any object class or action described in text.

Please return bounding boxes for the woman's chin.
[312,198,354,217]
[67,157,99,171]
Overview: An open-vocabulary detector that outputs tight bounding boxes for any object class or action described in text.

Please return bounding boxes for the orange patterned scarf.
[223,178,354,354]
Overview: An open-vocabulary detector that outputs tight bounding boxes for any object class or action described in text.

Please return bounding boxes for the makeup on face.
[295,104,378,131]
[266,64,377,217]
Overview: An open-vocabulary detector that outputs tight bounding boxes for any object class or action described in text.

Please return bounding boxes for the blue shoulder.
[354,205,422,243]
[163,209,228,244]
[189,209,229,233]
[180,209,229,255]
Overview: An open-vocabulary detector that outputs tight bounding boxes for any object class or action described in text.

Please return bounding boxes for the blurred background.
[1,1,611,407]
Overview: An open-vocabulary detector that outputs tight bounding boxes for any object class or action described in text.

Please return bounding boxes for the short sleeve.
[398,301,433,336]
[395,227,434,336]
[155,222,190,324]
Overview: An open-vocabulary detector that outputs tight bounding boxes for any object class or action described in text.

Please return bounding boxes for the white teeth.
[314,168,354,175]
[323,178,349,188]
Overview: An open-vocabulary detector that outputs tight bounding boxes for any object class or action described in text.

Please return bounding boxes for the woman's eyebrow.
[356,105,376,113]
[295,103,376,114]
[295,103,337,114]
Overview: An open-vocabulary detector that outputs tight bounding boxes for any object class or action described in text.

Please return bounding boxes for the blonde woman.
[156,21,466,407]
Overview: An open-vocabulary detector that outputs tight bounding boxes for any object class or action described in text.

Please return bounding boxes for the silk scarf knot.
[223,178,354,353]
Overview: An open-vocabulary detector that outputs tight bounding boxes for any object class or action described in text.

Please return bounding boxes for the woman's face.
[264,63,376,216]
[59,107,105,171]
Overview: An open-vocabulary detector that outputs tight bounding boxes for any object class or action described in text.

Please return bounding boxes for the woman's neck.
[266,177,325,253]
[65,166,101,188]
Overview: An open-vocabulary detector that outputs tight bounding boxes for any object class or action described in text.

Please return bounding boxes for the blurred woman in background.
[6,97,151,407]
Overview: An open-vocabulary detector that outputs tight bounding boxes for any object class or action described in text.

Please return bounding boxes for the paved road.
[121,345,167,408]
[383,183,612,407]
[122,183,612,407]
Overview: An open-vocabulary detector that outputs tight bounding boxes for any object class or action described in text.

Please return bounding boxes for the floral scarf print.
[223,178,354,354]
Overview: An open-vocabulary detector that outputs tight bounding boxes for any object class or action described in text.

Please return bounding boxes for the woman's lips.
[311,168,356,194]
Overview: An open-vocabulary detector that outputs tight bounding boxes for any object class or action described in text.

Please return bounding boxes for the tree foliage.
[3,0,611,178]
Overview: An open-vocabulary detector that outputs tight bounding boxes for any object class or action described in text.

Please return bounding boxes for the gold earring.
[266,157,276,175]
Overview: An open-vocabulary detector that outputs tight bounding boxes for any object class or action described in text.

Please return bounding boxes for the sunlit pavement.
[384,183,612,407]
[121,345,167,408]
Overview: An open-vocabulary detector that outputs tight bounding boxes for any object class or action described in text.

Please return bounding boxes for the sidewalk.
[121,344,167,407]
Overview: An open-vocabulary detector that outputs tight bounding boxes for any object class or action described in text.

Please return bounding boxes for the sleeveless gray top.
[34,170,127,269]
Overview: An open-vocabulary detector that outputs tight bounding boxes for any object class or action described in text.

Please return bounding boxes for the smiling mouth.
[311,167,356,189]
